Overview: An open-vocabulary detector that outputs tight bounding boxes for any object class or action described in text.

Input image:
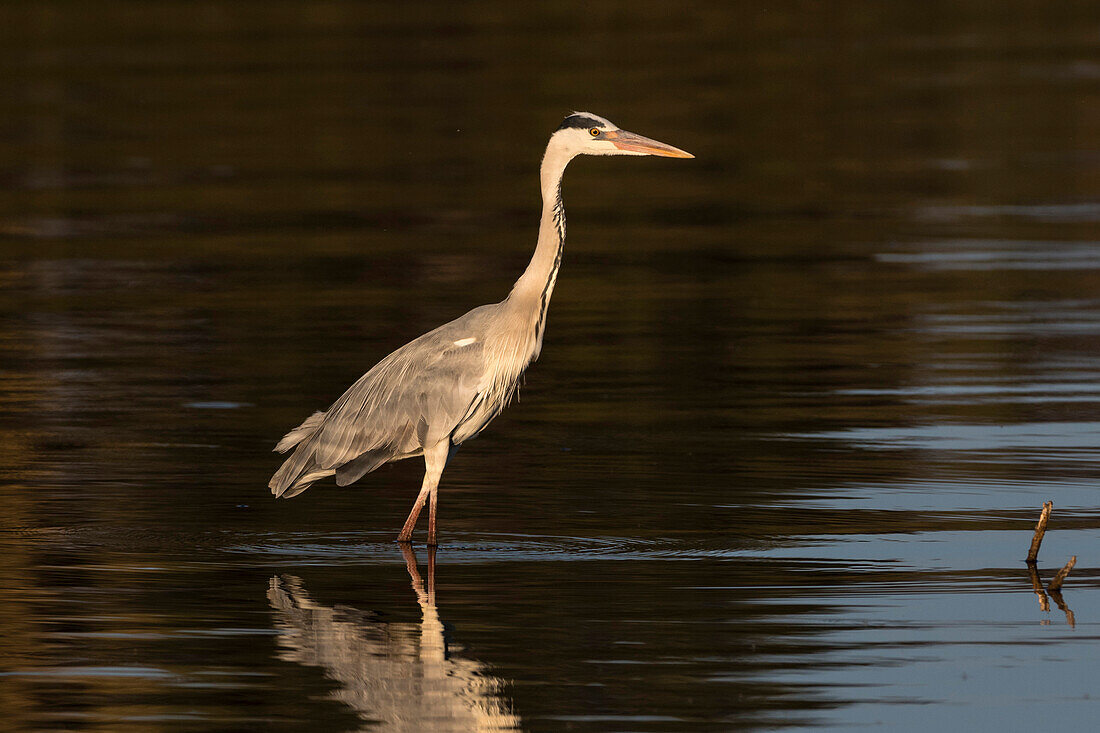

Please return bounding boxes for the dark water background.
[3,1,1100,730]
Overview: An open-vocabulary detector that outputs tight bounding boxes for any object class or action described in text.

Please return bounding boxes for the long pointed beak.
[610,129,694,158]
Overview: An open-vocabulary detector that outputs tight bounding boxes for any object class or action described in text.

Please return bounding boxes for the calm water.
[3,2,1100,730]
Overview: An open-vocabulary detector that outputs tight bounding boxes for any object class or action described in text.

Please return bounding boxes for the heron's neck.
[508,139,575,347]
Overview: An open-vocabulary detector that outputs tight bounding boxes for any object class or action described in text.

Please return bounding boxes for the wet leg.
[397,441,450,544]
[426,443,458,546]
[427,485,438,546]
[397,482,431,542]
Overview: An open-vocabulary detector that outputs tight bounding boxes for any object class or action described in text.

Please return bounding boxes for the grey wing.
[311,319,490,476]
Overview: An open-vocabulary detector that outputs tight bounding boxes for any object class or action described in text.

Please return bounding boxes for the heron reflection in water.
[268,547,520,732]
[270,112,693,544]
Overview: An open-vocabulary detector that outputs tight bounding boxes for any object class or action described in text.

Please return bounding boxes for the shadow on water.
[268,546,520,732]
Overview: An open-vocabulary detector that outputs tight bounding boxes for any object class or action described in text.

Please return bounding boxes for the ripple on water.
[877,239,1100,270]
[835,380,1100,405]
[226,532,746,565]
[913,204,1100,223]
[783,420,1100,454]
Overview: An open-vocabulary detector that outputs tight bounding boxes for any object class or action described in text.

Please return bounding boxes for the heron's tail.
[270,411,332,498]
[269,450,334,498]
[274,411,325,453]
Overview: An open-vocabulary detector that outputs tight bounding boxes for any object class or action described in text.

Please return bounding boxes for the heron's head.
[552,112,694,159]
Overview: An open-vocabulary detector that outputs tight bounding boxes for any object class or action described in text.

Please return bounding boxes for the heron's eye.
[589,128,601,137]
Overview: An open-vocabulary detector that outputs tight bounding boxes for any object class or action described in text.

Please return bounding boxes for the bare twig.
[1021,504,1077,625]
[1026,501,1053,564]
[1026,563,1050,612]
[1047,555,1077,592]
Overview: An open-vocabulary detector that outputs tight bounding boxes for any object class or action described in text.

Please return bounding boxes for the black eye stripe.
[558,115,604,130]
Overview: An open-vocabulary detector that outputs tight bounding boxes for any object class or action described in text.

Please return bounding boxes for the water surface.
[2,1,1100,730]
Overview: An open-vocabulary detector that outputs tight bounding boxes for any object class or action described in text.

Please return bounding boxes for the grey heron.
[269,112,693,544]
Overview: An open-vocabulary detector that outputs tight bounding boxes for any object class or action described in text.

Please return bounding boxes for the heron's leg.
[427,443,459,546]
[397,441,450,544]
[427,487,438,546]
[397,482,431,543]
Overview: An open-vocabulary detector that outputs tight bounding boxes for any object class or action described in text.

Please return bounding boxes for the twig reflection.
[1025,563,1075,629]
[1048,589,1076,629]
[268,546,520,731]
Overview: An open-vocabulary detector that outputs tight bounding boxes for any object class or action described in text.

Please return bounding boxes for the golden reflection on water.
[268,547,520,732]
